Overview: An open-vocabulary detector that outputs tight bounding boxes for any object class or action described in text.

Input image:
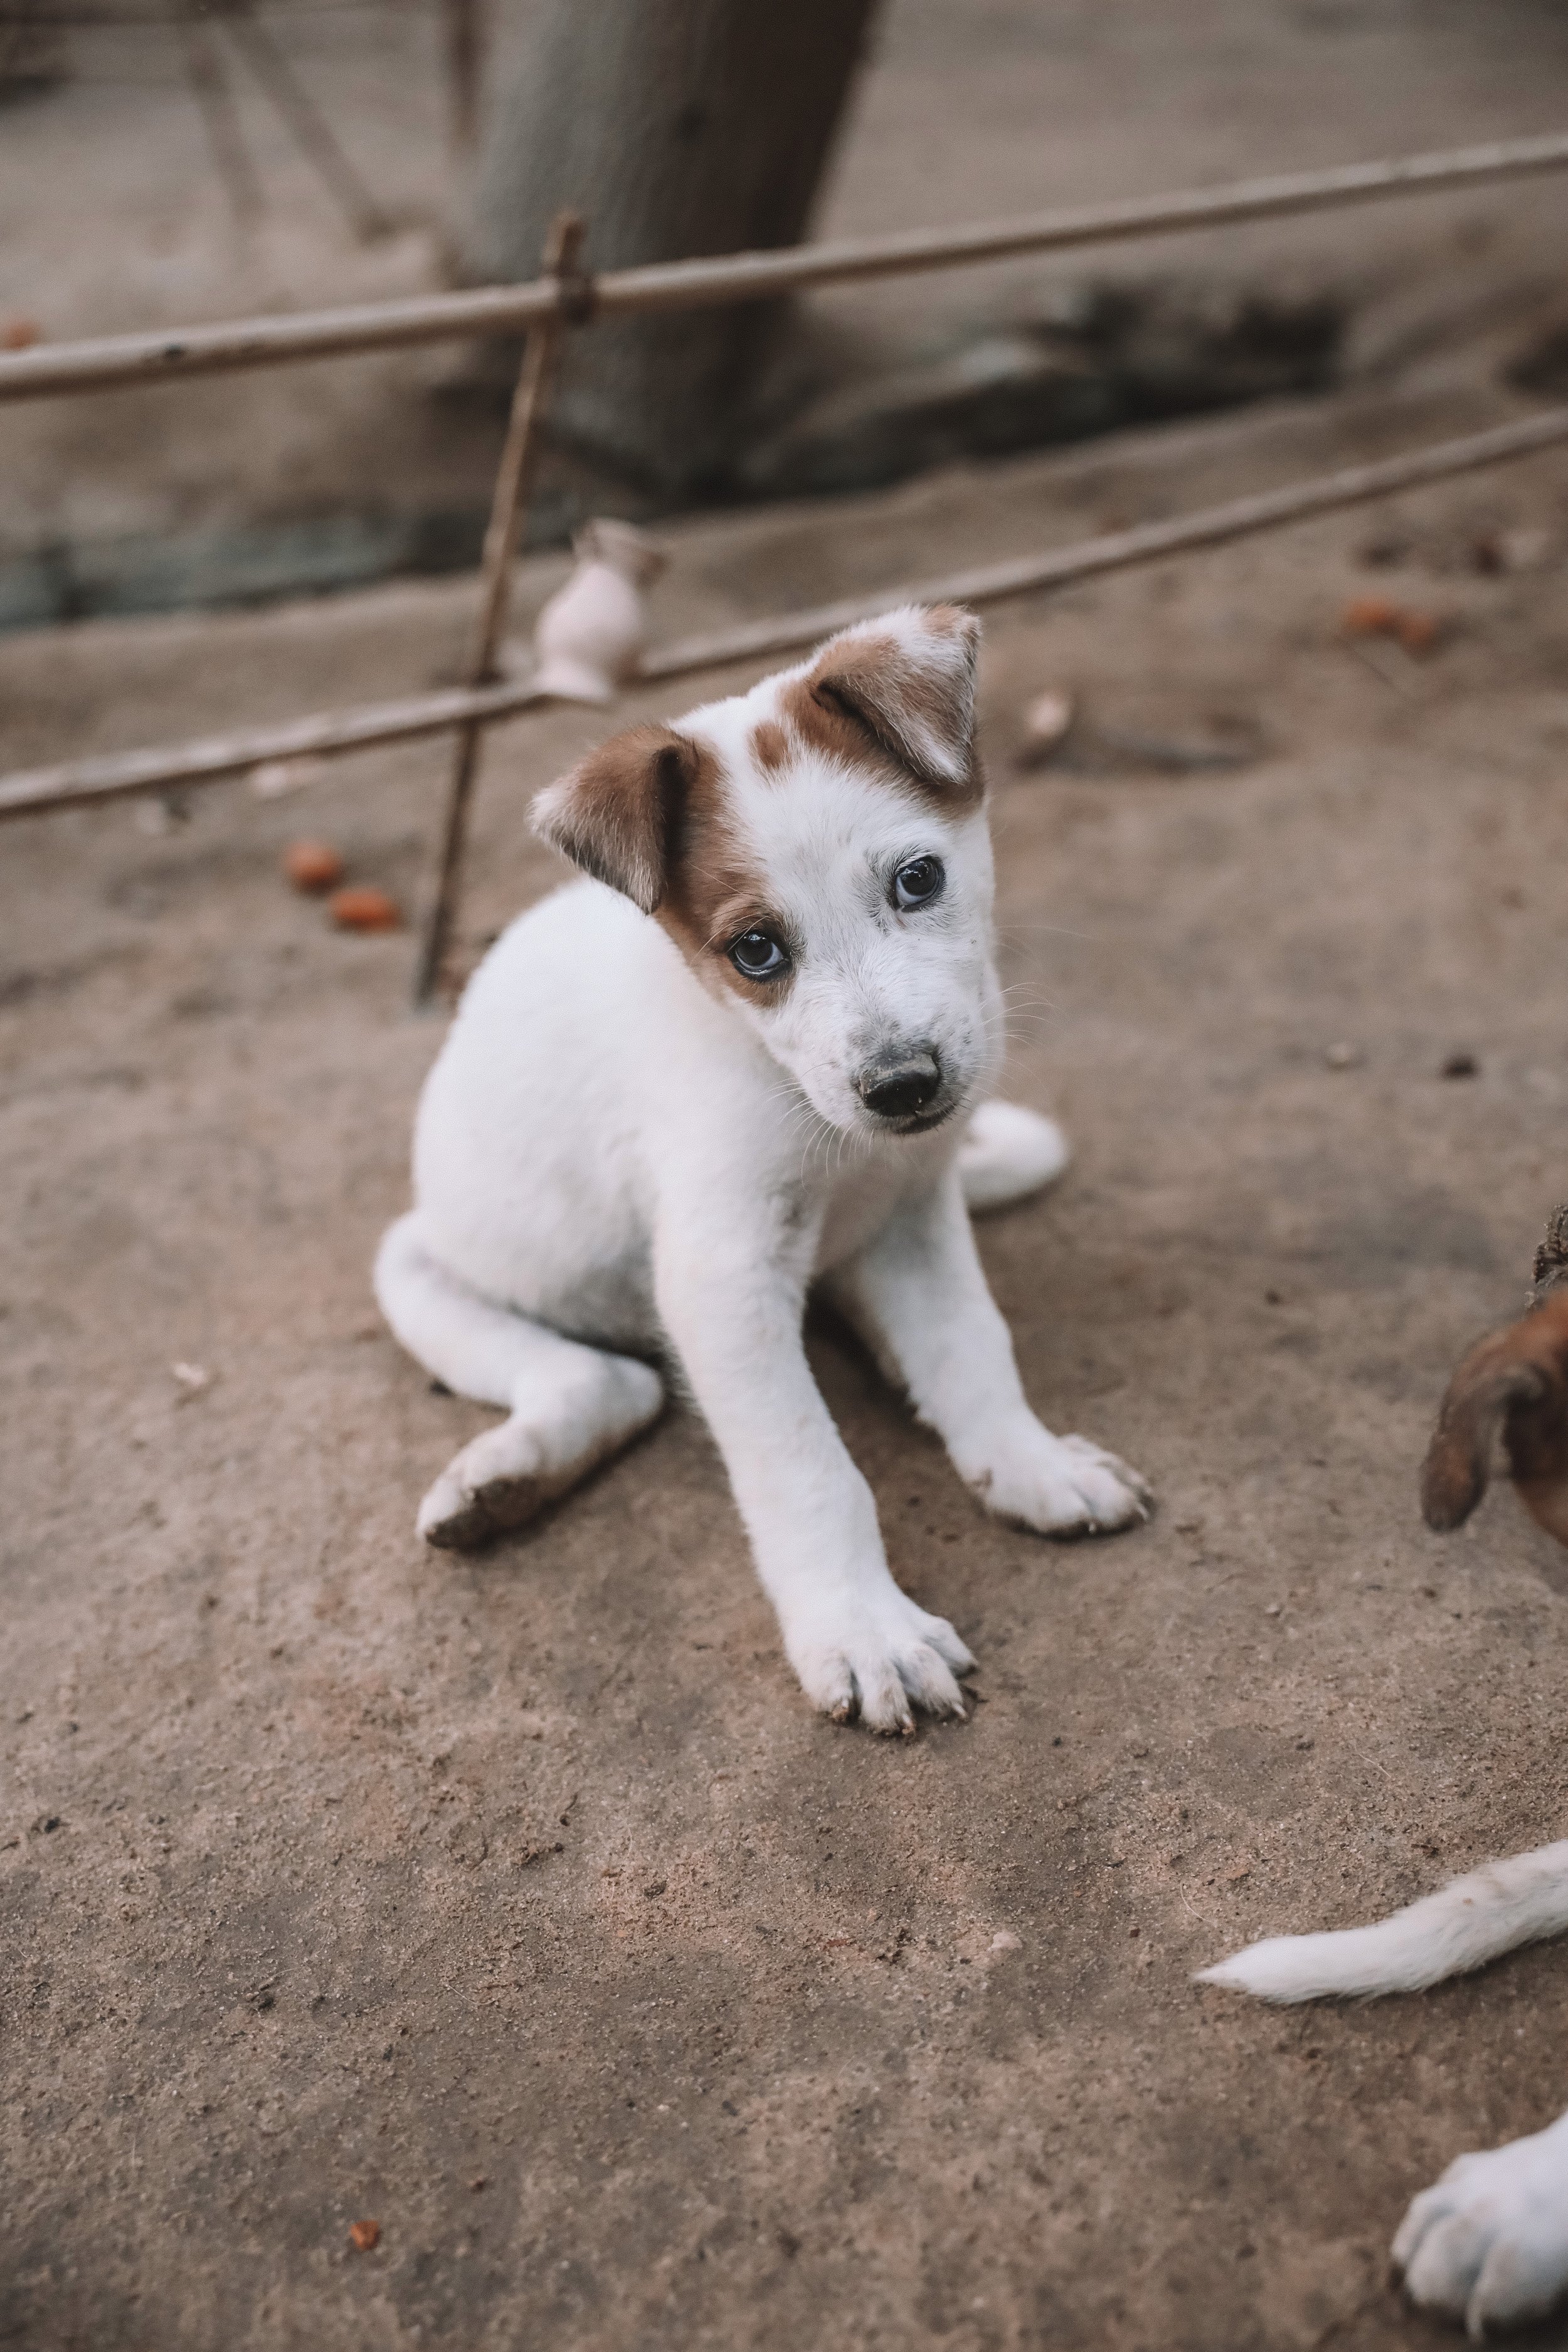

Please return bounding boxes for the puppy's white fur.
[376,605,1150,1732]
[1200,1841,1568,2334]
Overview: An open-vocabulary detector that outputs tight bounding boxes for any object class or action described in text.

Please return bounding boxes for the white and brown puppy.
[376,604,1150,1732]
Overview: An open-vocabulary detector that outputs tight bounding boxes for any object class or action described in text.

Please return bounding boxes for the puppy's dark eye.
[728,928,791,981]
[892,856,945,911]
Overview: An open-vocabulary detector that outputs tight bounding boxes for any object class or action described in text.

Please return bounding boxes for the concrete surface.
[6,384,1568,2349]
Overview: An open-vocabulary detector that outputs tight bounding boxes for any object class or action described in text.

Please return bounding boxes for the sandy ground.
[6,374,1568,2348]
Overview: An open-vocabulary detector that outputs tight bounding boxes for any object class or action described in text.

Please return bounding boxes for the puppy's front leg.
[831,1172,1152,1536]
[655,1201,972,1732]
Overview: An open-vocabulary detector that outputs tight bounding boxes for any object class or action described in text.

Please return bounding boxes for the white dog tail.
[958,1101,1070,1213]
[1196,1838,1568,2002]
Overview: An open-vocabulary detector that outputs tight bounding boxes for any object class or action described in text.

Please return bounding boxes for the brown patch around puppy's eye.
[651,776,797,1004]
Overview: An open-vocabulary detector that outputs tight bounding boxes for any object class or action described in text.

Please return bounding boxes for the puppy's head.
[531,604,1001,1137]
[1421,1288,1568,1545]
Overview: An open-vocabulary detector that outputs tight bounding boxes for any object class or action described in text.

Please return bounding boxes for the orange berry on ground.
[329,885,401,933]
[1394,607,1442,655]
[1340,595,1399,636]
[283,839,345,894]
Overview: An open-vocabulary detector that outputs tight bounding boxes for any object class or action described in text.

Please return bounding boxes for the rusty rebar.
[410,211,585,1007]
[6,401,1568,827]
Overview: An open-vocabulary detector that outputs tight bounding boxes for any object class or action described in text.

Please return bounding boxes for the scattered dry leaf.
[1,319,40,351]
[1340,596,1447,655]
[1341,595,1399,635]
[348,2218,380,2252]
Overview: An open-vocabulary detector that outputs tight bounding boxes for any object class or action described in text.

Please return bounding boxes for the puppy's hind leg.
[958,1100,1070,1214]
[374,1215,665,1550]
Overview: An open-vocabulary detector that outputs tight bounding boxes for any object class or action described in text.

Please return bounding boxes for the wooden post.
[411,211,587,1009]
[441,0,483,153]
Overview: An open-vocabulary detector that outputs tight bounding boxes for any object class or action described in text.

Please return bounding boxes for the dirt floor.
[7,371,1568,2349]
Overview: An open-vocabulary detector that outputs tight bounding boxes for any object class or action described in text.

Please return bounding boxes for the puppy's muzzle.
[855,1046,943,1123]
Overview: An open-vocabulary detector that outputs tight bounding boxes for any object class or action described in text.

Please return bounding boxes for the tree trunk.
[465,0,880,494]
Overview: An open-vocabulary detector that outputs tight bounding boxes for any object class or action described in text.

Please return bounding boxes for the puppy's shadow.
[803,1292,919,1436]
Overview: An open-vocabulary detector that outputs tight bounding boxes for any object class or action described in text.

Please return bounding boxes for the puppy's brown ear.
[1421,1347,1547,1530]
[530,724,701,914]
[1420,1290,1568,1537]
[808,603,981,792]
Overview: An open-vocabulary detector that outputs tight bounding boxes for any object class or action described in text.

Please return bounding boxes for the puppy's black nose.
[856,1047,942,1120]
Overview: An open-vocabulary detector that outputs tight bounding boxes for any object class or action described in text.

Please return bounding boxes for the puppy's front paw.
[972,1421,1152,1537]
[785,1586,975,1736]
[1394,2126,1568,2337]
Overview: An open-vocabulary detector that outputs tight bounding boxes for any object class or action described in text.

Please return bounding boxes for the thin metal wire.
[6,401,1566,824]
[5,130,1568,400]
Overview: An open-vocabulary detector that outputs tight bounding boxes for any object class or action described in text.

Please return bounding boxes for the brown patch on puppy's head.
[530,721,784,998]
[750,720,788,773]
[1421,1288,1568,1544]
[780,603,983,805]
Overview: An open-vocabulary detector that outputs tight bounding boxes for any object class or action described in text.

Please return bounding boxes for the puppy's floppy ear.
[1421,1290,1568,1542]
[809,603,980,789]
[529,723,701,914]
[1421,1350,1548,1531]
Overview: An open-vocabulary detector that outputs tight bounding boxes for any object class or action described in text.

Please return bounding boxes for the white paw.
[958,1099,1071,1214]
[418,1358,664,1551]
[970,1420,1152,1537]
[784,1584,976,1735]
[1394,2124,1568,2338]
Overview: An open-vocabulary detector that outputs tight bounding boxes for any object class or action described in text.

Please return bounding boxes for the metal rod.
[6,130,1568,401]
[410,211,584,1007]
[0,677,544,820]
[6,401,1567,827]
[639,403,1568,676]
[222,1,391,242]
